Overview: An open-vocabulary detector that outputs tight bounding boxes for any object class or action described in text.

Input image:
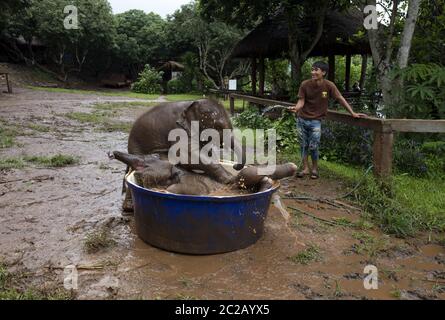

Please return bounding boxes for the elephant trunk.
[112,151,145,170]
[231,134,247,171]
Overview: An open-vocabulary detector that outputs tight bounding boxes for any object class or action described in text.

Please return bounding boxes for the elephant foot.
[122,197,134,216]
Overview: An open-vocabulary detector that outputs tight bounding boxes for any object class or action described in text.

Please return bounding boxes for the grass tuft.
[289,245,322,265]
[0,263,73,300]
[84,228,115,254]
[24,154,79,167]
[0,158,25,169]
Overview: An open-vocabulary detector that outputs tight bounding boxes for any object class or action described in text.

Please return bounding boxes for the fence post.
[229,95,235,116]
[372,123,394,178]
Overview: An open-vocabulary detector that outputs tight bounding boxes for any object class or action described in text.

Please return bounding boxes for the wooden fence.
[0,73,12,94]
[227,93,445,178]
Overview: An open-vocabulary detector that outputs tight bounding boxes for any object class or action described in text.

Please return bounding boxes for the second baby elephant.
[111,151,298,196]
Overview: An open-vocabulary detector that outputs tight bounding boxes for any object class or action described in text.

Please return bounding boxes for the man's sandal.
[296,171,308,178]
[310,172,320,180]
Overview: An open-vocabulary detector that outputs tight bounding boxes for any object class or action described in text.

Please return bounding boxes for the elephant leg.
[233,163,298,190]
[258,177,274,192]
[180,163,234,184]
[269,163,298,180]
[122,188,134,215]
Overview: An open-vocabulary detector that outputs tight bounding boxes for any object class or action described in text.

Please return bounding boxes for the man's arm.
[337,96,367,118]
[289,98,304,114]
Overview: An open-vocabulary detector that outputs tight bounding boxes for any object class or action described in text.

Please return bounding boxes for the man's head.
[311,61,329,80]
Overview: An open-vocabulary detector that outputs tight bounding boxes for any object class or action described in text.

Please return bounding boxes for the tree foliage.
[131,64,163,94]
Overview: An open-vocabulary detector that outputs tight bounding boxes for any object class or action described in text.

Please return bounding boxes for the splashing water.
[272,193,306,247]
[272,193,290,221]
[261,105,291,115]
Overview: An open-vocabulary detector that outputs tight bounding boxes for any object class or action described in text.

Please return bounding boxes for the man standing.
[289,61,366,179]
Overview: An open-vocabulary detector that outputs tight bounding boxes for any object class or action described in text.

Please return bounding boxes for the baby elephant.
[110,151,298,205]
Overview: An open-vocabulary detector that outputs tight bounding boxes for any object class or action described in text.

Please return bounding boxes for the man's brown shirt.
[298,79,341,120]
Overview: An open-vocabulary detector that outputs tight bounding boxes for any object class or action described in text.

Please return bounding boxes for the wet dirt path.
[0,88,444,300]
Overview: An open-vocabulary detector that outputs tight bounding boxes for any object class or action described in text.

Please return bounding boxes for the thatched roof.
[159,61,185,72]
[232,8,371,59]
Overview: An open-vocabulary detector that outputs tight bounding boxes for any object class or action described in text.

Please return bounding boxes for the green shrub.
[232,106,273,130]
[320,122,373,165]
[392,64,445,119]
[393,140,428,177]
[422,141,445,156]
[167,78,189,94]
[131,65,163,94]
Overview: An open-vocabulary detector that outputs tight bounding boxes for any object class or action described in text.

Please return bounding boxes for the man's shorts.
[296,117,321,160]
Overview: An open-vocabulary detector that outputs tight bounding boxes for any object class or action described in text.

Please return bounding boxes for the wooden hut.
[231,8,371,95]
[158,61,185,94]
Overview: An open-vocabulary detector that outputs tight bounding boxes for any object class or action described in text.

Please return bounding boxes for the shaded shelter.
[231,8,371,95]
[159,61,185,93]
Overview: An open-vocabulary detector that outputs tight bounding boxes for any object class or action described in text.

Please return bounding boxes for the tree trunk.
[258,57,265,96]
[345,54,351,91]
[251,57,257,95]
[367,0,423,110]
[286,2,327,99]
[328,55,336,82]
[359,54,368,90]
[397,0,422,68]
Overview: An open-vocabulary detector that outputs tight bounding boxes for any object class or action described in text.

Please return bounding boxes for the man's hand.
[351,112,368,118]
[289,98,305,114]
[288,106,299,114]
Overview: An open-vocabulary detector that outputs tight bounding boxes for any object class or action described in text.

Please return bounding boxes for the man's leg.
[302,155,310,174]
[297,118,310,176]
[308,120,321,178]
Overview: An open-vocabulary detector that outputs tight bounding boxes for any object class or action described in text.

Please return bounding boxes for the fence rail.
[227,93,445,178]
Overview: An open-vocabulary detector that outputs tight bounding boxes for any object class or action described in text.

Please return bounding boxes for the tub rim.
[125,171,280,203]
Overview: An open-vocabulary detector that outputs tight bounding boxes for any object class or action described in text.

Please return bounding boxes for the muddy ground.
[0,85,444,300]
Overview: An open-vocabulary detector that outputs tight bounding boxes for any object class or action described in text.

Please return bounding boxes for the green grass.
[289,245,322,265]
[351,231,389,258]
[1,119,51,141]
[333,217,354,227]
[319,160,445,237]
[165,94,203,101]
[27,124,50,133]
[92,101,155,110]
[28,86,160,100]
[0,123,20,149]
[0,158,25,169]
[0,263,73,300]
[83,228,115,254]
[221,99,246,112]
[390,288,402,299]
[0,155,78,169]
[66,111,132,133]
[24,154,79,167]
[0,135,14,148]
[66,112,105,124]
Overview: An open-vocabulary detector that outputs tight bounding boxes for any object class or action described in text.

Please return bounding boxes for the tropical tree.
[363,0,423,109]
[166,2,249,89]
[4,0,116,81]
[114,10,168,77]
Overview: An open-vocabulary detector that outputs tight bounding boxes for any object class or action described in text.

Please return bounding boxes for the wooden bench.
[0,72,12,94]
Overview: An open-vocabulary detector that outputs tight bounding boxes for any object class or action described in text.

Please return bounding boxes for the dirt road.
[0,87,444,300]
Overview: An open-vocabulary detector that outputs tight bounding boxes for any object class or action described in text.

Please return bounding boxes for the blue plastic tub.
[125,165,279,255]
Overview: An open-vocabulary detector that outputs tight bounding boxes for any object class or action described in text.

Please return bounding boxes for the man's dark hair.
[312,61,329,75]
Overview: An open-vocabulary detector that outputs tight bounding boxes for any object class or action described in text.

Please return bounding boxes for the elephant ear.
[176,101,200,134]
